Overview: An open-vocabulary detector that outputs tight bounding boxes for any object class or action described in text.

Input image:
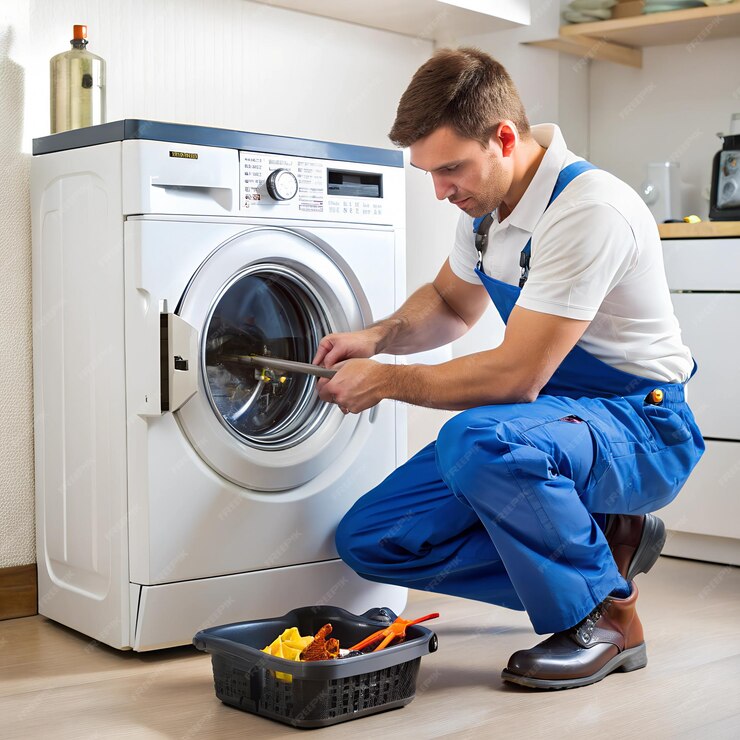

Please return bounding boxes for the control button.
[266,168,299,201]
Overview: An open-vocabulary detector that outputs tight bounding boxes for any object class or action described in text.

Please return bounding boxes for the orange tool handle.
[350,612,440,652]
[372,613,440,652]
[406,612,440,626]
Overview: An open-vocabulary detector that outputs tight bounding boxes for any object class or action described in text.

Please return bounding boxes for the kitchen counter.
[658,221,740,239]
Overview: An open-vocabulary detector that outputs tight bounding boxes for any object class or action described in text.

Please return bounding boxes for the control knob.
[266,168,299,201]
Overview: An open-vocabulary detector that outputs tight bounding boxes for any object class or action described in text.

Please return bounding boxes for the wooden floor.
[1,556,738,740]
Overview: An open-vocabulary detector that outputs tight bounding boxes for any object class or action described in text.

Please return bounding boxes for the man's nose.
[431,173,455,201]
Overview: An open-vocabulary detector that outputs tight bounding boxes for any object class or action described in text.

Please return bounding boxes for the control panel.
[239,151,390,224]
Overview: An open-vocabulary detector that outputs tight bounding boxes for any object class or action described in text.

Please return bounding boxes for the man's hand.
[316,359,390,414]
[312,327,385,368]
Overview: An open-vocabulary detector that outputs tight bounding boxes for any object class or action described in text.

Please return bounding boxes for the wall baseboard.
[663,531,740,567]
[0,564,38,620]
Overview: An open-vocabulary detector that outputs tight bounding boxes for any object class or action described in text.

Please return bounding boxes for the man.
[313,48,704,689]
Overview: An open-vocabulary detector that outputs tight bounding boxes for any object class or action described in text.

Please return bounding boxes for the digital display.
[327,169,383,198]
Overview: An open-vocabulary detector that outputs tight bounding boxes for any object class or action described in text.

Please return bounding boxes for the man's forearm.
[369,283,470,355]
[370,305,589,411]
[381,350,540,410]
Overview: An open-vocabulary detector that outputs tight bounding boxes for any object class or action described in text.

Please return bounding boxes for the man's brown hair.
[389,47,530,148]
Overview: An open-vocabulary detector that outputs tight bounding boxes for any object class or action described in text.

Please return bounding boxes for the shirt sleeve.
[517,200,638,321]
[448,212,480,284]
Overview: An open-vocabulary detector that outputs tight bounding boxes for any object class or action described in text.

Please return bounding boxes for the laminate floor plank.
[1,557,738,740]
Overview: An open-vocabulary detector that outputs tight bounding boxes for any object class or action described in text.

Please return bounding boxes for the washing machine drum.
[176,227,372,492]
[204,268,326,446]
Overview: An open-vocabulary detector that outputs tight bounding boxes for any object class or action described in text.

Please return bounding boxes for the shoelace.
[573,604,604,644]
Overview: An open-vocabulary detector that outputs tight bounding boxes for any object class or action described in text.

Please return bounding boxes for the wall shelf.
[524,2,740,68]
[251,0,530,42]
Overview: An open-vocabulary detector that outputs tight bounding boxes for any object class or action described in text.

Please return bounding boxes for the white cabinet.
[661,237,740,566]
[670,293,740,440]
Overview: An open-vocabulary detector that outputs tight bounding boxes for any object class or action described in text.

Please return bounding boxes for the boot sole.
[501,642,648,690]
[626,514,666,582]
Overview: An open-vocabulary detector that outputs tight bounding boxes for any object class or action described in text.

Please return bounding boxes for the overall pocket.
[642,404,693,449]
[567,398,702,514]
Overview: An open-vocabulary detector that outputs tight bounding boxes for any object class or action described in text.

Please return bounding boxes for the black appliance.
[710,133,740,221]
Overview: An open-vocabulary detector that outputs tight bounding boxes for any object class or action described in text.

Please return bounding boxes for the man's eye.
[444,164,460,173]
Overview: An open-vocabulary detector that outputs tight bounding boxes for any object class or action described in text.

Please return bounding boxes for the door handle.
[164,313,198,412]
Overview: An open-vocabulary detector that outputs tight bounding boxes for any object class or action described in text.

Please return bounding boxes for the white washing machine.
[31,120,407,650]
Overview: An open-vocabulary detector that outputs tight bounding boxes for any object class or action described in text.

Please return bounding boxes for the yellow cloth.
[262,627,314,682]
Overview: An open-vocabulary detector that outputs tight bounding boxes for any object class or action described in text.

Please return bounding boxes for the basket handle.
[359,607,397,624]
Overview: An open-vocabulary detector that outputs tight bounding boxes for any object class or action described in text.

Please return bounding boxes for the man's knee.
[436,408,513,488]
[335,491,404,574]
[335,504,363,571]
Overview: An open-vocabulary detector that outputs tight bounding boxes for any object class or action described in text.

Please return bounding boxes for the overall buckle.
[519,250,530,288]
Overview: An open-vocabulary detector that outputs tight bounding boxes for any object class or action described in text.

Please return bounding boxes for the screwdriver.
[220,353,336,379]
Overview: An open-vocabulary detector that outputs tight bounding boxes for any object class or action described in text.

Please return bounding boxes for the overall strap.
[473,160,599,282]
[519,160,598,287]
[473,213,494,269]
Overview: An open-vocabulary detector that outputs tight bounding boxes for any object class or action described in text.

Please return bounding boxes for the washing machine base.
[129,559,408,651]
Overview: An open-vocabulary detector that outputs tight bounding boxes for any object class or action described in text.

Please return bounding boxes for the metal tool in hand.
[349,612,440,652]
[220,354,336,379]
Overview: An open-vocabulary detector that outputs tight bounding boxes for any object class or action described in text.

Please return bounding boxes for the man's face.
[409,125,512,218]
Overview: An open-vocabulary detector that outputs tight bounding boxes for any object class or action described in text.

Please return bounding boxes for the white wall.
[0,0,433,568]
[0,3,35,570]
[589,37,740,219]
[23,0,434,147]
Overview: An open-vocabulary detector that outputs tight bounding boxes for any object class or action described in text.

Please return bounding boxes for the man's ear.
[491,121,518,158]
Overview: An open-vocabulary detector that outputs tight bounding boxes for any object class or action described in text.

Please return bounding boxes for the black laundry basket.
[193,605,438,729]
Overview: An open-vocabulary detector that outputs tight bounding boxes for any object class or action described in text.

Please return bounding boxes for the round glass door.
[204,265,330,449]
[175,226,372,491]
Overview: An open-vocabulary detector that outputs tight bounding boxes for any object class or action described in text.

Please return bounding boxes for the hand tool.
[349,612,440,652]
[220,353,336,379]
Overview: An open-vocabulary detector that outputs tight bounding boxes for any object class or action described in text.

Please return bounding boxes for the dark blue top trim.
[32,119,404,167]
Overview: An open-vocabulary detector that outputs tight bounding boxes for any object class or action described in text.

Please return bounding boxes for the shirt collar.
[501,123,569,234]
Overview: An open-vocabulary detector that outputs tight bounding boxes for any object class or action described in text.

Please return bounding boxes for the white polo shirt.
[448,123,693,383]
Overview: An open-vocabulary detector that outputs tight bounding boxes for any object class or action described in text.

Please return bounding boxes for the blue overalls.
[336,162,704,635]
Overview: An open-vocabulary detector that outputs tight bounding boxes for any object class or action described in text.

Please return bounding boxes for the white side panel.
[660,440,740,542]
[31,143,130,648]
[133,560,407,651]
[670,293,740,440]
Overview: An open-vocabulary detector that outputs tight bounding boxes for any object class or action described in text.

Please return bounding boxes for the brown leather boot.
[604,513,666,581]
[501,583,646,690]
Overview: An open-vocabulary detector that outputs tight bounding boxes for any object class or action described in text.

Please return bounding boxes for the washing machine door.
[175,226,372,491]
